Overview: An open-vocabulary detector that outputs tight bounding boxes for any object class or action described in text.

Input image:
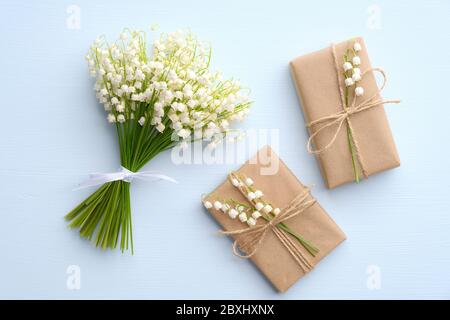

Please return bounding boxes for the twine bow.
[220,176,316,273]
[306,43,400,178]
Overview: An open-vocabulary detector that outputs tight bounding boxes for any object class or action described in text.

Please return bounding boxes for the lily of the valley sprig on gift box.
[202,146,346,292]
[290,37,401,188]
[66,28,251,252]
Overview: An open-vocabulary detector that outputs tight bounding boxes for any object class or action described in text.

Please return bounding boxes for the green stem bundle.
[65,120,176,253]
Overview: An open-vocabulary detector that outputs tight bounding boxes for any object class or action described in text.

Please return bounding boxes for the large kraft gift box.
[290,37,400,188]
[203,146,346,292]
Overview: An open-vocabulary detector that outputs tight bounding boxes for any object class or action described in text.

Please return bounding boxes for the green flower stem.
[343,53,360,183]
[276,221,319,257]
[261,216,319,257]
[347,127,360,183]
[65,183,109,222]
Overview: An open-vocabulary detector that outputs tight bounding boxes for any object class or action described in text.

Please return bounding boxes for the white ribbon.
[75,166,178,189]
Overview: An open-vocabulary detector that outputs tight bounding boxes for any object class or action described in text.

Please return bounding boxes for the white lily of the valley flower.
[107,113,116,123]
[254,190,263,198]
[354,42,362,52]
[352,56,361,66]
[238,212,247,222]
[273,208,281,216]
[355,86,364,96]
[247,217,256,227]
[228,209,238,219]
[231,178,240,187]
[111,97,119,105]
[156,123,165,132]
[345,78,354,87]
[117,114,126,123]
[203,201,212,209]
[213,201,222,210]
[247,192,256,200]
[343,62,353,71]
[177,128,191,139]
[86,29,251,169]
[245,178,254,186]
[352,72,361,82]
[252,211,261,219]
[262,204,273,214]
[255,202,264,211]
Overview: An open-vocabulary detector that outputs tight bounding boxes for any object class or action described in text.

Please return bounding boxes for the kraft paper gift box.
[203,146,346,292]
[290,37,400,188]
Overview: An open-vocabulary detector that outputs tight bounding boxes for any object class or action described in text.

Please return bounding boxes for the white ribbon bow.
[75,166,178,189]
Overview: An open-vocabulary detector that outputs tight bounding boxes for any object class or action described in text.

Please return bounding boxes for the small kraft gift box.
[202,146,346,292]
[290,37,400,188]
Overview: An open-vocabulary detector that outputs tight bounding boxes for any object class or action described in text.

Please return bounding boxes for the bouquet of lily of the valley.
[66,28,251,252]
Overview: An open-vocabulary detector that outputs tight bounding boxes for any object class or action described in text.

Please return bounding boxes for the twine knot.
[305,43,400,179]
[220,186,317,273]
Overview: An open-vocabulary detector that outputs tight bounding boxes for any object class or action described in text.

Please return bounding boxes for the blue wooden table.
[0,0,449,299]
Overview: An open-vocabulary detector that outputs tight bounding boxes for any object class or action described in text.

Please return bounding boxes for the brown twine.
[220,173,316,272]
[305,43,401,178]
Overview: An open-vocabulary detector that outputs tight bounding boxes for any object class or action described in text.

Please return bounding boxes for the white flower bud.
[343,62,353,71]
[353,67,361,75]
[154,102,163,111]
[355,86,364,96]
[116,104,125,113]
[247,192,256,200]
[228,209,239,219]
[231,178,240,187]
[138,116,146,126]
[252,211,261,219]
[262,205,273,214]
[345,78,354,87]
[203,201,212,209]
[255,202,264,211]
[354,42,362,52]
[221,204,230,213]
[238,212,248,222]
[213,201,222,210]
[156,123,165,132]
[254,190,263,198]
[173,121,183,131]
[247,217,256,227]
[107,113,116,123]
[352,72,361,82]
[273,208,281,216]
[352,56,361,66]
[245,178,254,186]
[177,128,191,139]
[135,81,142,89]
[174,91,183,99]
[117,114,126,123]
